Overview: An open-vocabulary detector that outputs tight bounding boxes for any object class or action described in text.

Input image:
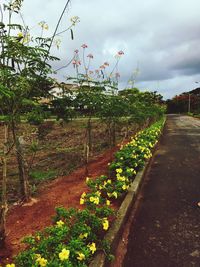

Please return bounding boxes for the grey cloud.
[16,0,200,98]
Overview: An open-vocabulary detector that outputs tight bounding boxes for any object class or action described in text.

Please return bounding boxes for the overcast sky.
[18,0,200,99]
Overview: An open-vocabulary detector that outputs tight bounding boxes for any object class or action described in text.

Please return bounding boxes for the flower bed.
[8,119,164,267]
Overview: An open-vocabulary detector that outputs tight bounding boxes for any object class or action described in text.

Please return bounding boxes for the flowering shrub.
[13,119,164,267]
[15,207,113,267]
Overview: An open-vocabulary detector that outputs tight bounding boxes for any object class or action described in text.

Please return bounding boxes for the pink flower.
[74,49,79,53]
[117,50,124,56]
[72,60,81,66]
[87,53,93,59]
[81,43,88,49]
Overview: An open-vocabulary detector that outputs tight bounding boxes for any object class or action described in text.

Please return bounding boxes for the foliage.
[26,107,50,125]
[166,91,200,114]
[30,169,57,183]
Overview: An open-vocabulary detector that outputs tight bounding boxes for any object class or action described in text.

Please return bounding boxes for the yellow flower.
[77,252,85,261]
[107,192,112,198]
[102,218,109,230]
[81,192,86,198]
[6,264,15,267]
[106,200,111,206]
[89,196,94,202]
[17,32,23,38]
[112,191,118,199]
[149,142,153,147]
[59,248,70,261]
[80,198,85,205]
[94,197,99,205]
[36,257,48,267]
[86,177,90,183]
[99,185,103,190]
[107,179,112,184]
[117,175,126,181]
[89,196,99,205]
[116,168,122,173]
[79,232,88,239]
[36,235,41,241]
[122,184,127,190]
[56,220,64,227]
[96,191,101,196]
[88,242,96,254]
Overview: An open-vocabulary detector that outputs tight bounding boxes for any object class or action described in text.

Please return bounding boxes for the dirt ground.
[0,119,137,202]
[0,144,121,263]
[123,115,200,267]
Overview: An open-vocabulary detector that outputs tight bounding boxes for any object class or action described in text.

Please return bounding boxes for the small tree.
[99,93,129,148]
[74,84,105,175]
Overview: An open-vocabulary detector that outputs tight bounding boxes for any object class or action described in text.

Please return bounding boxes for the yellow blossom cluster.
[59,248,70,261]
[80,192,86,205]
[35,254,48,267]
[89,196,99,205]
[79,232,88,239]
[102,218,109,230]
[56,220,65,227]
[77,252,85,261]
[88,242,96,254]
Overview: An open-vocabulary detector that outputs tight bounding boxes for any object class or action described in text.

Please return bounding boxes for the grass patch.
[30,169,57,182]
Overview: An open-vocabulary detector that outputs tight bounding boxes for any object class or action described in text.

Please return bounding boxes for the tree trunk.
[84,117,92,176]
[87,117,92,153]
[108,123,111,148]
[11,119,30,202]
[0,124,9,248]
[84,143,89,176]
[107,121,113,163]
[112,121,116,147]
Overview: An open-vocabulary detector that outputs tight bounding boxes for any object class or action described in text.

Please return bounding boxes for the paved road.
[123,115,200,267]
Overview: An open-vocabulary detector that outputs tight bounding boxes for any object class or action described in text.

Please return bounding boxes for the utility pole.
[188,93,191,113]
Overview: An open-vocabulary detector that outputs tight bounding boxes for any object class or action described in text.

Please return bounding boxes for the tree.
[0,0,59,246]
[99,93,129,147]
[74,84,105,175]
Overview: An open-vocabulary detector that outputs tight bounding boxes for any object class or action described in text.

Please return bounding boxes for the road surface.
[123,115,200,267]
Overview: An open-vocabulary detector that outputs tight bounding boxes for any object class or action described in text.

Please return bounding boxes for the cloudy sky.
[17,0,200,98]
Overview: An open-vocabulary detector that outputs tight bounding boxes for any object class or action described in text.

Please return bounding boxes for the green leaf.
[7,23,24,31]
[0,84,13,97]
[0,22,5,28]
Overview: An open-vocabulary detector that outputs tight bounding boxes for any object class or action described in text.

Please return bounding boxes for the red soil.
[0,145,121,263]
